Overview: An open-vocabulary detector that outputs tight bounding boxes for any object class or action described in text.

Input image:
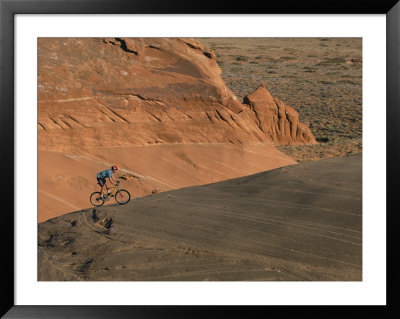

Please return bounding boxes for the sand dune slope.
[38,153,361,281]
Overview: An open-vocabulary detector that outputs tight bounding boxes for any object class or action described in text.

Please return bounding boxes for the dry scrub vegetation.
[199,38,362,162]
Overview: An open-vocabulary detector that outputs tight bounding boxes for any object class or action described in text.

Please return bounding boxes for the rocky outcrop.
[39,38,248,151]
[38,38,314,151]
[243,85,316,145]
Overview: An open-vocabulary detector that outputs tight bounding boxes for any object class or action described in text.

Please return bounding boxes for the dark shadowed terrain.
[38,153,361,281]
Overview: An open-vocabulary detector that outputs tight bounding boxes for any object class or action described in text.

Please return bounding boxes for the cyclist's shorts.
[97,177,106,186]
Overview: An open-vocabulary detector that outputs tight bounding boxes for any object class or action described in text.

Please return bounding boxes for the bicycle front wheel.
[90,191,105,207]
[115,189,130,205]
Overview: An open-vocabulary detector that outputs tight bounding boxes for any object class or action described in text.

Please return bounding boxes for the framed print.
[1,0,399,318]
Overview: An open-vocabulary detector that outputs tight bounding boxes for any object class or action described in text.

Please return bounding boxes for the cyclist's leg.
[101,180,110,201]
[97,177,106,197]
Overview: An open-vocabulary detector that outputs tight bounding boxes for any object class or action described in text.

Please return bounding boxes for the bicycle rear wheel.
[90,191,105,206]
[115,189,130,204]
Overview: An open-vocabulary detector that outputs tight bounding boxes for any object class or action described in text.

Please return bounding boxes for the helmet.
[111,165,118,171]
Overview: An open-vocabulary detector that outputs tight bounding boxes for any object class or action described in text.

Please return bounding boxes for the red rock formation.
[243,85,317,145]
[38,38,314,151]
[38,38,260,151]
[37,38,315,221]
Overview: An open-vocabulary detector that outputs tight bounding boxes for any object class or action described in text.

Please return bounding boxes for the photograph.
[2,0,398,316]
[37,37,362,282]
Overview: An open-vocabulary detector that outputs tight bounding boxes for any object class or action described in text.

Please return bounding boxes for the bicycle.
[90,180,131,207]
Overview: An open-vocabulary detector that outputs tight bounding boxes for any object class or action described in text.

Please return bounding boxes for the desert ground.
[200,38,362,162]
[38,154,361,281]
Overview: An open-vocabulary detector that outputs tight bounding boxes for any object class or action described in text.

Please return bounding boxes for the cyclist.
[97,165,119,201]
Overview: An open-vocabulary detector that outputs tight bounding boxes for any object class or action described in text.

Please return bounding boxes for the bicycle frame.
[105,183,120,196]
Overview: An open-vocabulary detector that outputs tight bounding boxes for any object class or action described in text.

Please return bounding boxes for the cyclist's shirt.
[97,169,113,180]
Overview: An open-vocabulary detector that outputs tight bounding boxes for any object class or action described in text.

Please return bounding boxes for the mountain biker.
[97,165,119,201]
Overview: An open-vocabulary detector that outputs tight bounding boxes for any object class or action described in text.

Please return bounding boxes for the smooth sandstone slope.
[38,38,316,222]
[38,153,361,281]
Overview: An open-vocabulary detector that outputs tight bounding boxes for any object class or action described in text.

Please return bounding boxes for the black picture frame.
[1,0,399,318]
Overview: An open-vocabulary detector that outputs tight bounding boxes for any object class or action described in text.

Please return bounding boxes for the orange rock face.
[38,38,259,151]
[243,85,316,145]
[38,38,315,221]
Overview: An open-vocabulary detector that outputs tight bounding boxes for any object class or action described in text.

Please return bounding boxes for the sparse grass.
[326,71,341,76]
[236,56,249,61]
[340,74,358,79]
[302,66,316,73]
[231,63,242,73]
[318,57,347,65]
[319,80,335,85]
[337,79,357,85]
[279,56,296,61]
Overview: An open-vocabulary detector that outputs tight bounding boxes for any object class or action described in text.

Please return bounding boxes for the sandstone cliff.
[38,38,315,221]
[38,38,315,150]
